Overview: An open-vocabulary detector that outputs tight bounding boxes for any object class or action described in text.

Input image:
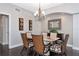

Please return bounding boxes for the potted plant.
[49,28,58,33]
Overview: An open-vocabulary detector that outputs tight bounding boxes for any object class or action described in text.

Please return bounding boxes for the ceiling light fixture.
[34,3,45,21]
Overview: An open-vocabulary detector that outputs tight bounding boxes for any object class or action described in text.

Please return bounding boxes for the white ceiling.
[12,3,62,13]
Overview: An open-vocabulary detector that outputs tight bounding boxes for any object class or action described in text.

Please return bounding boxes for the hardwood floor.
[0,44,9,56]
[0,44,79,56]
[9,46,73,56]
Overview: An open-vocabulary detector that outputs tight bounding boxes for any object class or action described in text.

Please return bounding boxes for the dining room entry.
[0,14,9,55]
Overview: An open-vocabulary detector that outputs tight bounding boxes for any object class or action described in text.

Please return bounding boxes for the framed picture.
[29,20,32,31]
[48,19,61,30]
[19,18,24,31]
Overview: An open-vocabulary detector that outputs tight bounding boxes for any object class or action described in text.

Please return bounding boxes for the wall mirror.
[48,19,61,30]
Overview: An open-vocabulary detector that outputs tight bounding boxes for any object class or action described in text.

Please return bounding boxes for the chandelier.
[34,3,45,21]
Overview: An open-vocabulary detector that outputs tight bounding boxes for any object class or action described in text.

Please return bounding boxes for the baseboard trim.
[0,41,8,45]
[67,44,79,50]
[9,43,23,49]
[72,46,79,50]
[9,43,79,51]
[67,44,72,47]
[2,42,8,45]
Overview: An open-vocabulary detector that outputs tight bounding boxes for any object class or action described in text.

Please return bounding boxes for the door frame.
[0,12,11,49]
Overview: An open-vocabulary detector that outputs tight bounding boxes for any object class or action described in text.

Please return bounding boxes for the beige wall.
[41,13,73,45]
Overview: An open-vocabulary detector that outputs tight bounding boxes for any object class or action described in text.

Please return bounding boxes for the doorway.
[0,14,9,56]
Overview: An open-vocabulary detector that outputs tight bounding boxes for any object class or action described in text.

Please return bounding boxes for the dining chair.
[32,35,49,56]
[61,34,69,55]
[20,33,29,55]
[56,33,64,44]
[50,33,57,44]
[50,34,69,56]
[27,32,33,43]
[42,33,50,46]
[27,32,32,39]
[20,33,33,55]
[50,33,57,40]
[42,33,47,39]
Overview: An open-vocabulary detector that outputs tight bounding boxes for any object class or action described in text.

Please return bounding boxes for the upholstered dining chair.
[32,35,49,56]
[20,33,29,55]
[27,32,33,43]
[50,34,69,56]
[50,33,57,40]
[42,33,47,39]
[27,32,32,39]
[20,33,33,55]
[50,33,57,44]
[61,34,69,55]
[42,33,50,46]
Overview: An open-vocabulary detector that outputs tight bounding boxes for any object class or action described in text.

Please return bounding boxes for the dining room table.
[43,37,60,45]
[43,37,60,56]
[27,33,60,56]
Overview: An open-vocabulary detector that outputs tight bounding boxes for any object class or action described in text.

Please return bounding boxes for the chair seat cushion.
[50,44,61,53]
[44,47,50,56]
[56,40,63,44]
[44,41,50,46]
[29,42,34,47]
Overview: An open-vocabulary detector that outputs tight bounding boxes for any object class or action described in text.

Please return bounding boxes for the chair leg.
[64,52,67,56]
[33,51,36,56]
[64,48,67,56]
[20,47,26,56]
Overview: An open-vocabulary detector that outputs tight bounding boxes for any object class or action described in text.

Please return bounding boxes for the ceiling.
[12,3,62,13]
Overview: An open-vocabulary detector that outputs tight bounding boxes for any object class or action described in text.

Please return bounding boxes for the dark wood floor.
[0,44,79,56]
[0,44,9,56]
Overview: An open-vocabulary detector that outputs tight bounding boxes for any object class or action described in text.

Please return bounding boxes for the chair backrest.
[27,32,32,39]
[21,33,29,48]
[64,34,69,46]
[61,34,69,53]
[32,35,44,54]
[42,33,47,39]
[57,33,64,40]
[50,33,57,40]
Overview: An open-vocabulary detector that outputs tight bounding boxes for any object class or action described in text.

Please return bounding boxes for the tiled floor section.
[0,44,79,56]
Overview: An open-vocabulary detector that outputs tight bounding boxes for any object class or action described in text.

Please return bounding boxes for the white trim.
[0,41,7,45]
[9,43,23,49]
[67,44,79,50]
[2,42,8,45]
[72,46,79,51]
[67,44,72,47]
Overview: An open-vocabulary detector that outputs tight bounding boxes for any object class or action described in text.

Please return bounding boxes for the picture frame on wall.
[19,18,24,31]
[29,20,32,31]
[48,19,61,30]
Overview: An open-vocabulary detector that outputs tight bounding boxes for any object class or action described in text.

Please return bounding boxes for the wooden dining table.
[44,37,60,42]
